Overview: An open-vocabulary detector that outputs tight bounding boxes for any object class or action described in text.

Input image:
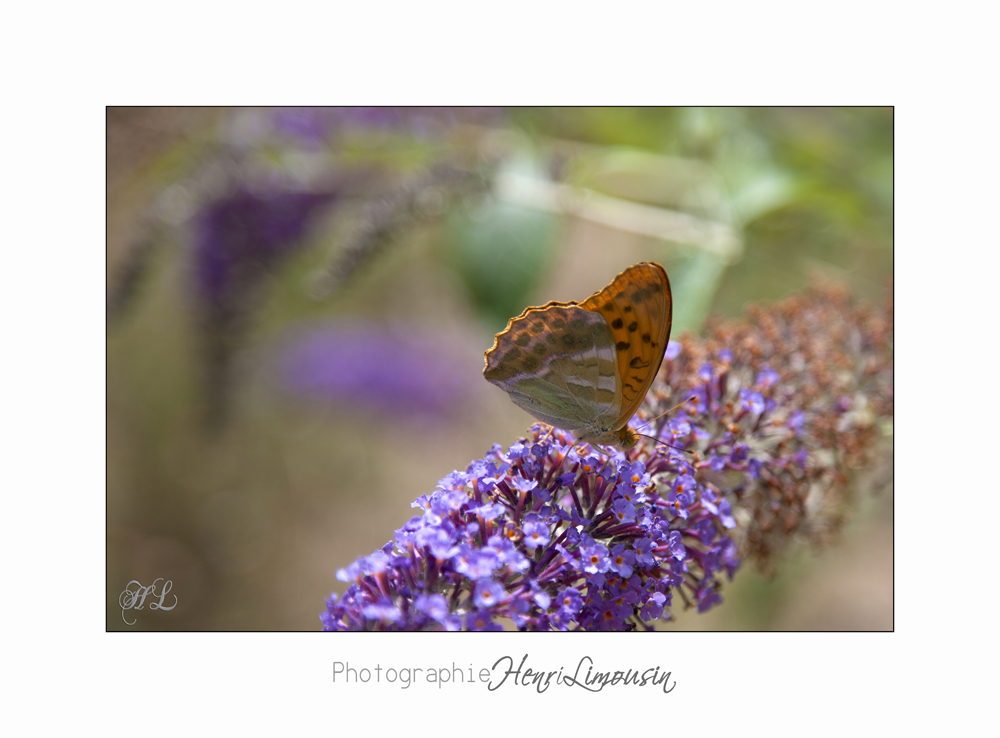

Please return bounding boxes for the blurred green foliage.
[442,107,890,335]
[446,199,561,333]
[513,106,892,309]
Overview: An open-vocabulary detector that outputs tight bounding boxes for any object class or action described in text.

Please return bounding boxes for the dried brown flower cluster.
[644,281,893,572]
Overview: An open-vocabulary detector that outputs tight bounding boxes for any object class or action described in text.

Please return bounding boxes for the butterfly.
[483,262,672,452]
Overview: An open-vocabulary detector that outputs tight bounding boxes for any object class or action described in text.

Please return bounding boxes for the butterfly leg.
[588,443,613,459]
[594,449,616,477]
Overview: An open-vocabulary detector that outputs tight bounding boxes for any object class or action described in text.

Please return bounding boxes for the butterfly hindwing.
[484,302,620,432]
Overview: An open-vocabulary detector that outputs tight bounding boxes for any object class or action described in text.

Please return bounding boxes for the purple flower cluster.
[323,343,745,631]
[322,282,893,629]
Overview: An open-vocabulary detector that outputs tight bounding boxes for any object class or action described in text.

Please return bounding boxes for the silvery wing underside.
[483,302,622,436]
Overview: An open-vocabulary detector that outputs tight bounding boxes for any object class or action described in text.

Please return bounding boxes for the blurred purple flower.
[274,320,475,419]
[192,188,338,313]
[270,106,505,148]
[271,107,405,146]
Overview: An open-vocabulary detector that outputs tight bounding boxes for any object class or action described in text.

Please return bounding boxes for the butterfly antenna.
[633,396,696,433]
[635,432,693,455]
[631,396,696,454]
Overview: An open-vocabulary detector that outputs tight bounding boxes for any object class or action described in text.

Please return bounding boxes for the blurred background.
[107,107,892,630]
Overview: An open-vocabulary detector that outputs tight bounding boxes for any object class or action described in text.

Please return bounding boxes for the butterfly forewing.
[484,303,620,432]
[579,262,671,427]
